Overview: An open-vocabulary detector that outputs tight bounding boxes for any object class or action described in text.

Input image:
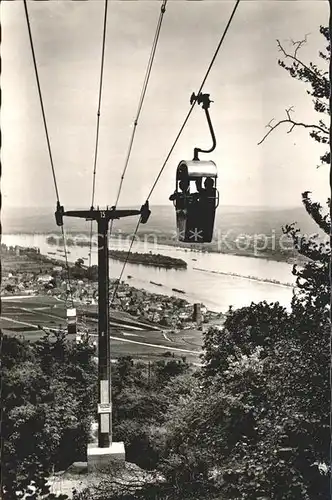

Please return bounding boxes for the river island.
[46,236,187,269]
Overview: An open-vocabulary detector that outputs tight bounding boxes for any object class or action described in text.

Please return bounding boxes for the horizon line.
[2,203,304,211]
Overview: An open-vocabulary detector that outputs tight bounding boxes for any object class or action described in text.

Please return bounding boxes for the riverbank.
[193,267,294,288]
[2,236,295,312]
[44,230,307,265]
[128,233,306,266]
[46,236,187,269]
[1,244,222,330]
[3,240,296,290]
[3,203,317,267]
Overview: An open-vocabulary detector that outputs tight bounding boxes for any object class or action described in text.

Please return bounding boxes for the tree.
[1,334,97,499]
[202,301,289,378]
[191,305,329,499]
[151,359,190,386]
[258,28,329,166]
[46,236,58,246]
[259,28,330,312]
[75,258,84,269]
[283,192,330,310]
[111,357,191,470]
[86,265,98,281]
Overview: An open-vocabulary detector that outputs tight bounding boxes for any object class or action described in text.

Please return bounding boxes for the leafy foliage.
[1,334,97,499]
[283,192,330,310]
[202,301,289,377]
[111,357,191,470]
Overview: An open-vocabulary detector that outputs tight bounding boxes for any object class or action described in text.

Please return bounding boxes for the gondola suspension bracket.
[190,92,216,161]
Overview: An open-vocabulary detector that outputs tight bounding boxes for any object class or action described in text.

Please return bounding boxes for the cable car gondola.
[170,92,219,243]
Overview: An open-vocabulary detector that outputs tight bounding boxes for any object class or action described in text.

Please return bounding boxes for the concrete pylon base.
[87,442,126,473]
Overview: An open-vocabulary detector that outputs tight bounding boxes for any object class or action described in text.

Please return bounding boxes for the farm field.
[1,294,203,364]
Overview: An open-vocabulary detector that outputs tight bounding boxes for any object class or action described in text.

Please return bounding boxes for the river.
[2,234,296,313]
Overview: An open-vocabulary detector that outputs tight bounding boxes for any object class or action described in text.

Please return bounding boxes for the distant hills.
[2,204,325,263]
[2,204,321,237]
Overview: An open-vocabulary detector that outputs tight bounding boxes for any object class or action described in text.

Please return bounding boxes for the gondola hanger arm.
[190,92,216,161]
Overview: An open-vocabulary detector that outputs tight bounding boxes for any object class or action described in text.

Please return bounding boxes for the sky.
[2,0,330,211]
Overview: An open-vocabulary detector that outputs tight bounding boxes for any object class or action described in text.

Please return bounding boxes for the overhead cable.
[147,0,241,200]
[109,0,168,240]
[23,0,74,307]
[88,0,109,267]
[111,0,241,305]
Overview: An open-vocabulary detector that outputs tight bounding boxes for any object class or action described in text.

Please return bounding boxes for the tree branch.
[258,107,328,145]
[277,37,321,80]
[288,34,311,59]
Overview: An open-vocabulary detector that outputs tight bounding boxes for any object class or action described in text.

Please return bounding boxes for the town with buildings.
[1,243,222,335]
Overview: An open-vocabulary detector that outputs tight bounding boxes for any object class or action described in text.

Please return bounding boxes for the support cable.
[23,0,74,307]
[110,0,240,305]
[109,0,168,240]
[110,217,141,305]
[147,0,240,200]
[88,0,109,267]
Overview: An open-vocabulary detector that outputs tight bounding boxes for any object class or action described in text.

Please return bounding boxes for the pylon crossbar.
[63,209,141,221]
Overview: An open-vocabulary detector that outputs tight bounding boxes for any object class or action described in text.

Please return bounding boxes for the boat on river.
[150,281,163,287]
